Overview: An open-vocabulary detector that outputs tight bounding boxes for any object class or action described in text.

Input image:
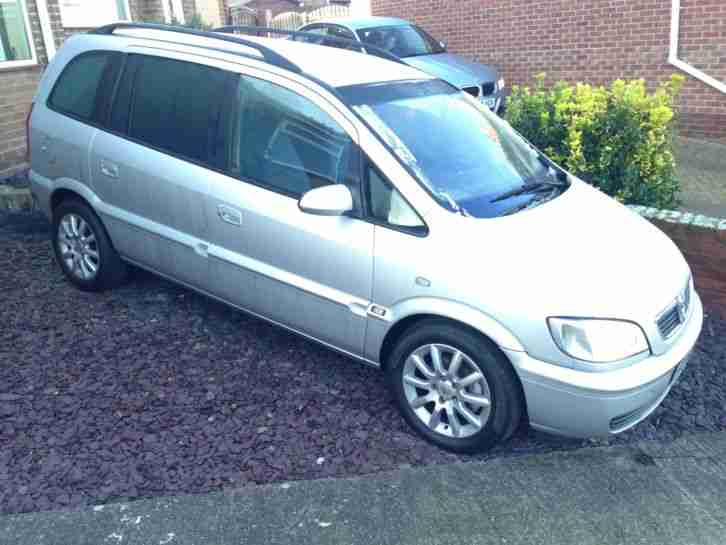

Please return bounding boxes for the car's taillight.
[25,102,34,163]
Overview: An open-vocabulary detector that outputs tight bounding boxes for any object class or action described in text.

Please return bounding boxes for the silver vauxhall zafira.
[28,23,702,453]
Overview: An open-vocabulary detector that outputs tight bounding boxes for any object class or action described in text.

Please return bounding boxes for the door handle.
[217,204,242,226]
[99,160,119,179]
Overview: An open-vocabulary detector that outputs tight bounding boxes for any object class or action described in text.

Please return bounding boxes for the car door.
[91,53,229,289]
[204,70,374,356]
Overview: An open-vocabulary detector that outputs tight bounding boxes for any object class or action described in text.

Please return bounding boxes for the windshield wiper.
[490,176,566,204]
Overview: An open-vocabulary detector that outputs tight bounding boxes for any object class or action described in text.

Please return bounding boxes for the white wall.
[350,0,371,17]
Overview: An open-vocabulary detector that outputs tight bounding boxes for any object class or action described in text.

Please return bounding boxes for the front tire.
[52,199,127,291]
[386,319,523,453]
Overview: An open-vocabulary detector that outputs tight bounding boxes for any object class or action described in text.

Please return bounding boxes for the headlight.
[497,77,505,91]
[548,318,649,363]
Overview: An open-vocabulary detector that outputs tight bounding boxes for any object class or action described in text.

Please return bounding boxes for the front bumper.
[504,293,703,438]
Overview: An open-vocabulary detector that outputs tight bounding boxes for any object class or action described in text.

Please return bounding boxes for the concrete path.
[3,432,726,545]
[677,137,726,218]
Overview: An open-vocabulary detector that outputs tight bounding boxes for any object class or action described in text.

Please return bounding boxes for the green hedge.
[505,74,684,208]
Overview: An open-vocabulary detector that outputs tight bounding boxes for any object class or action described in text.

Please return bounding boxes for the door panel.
[91,130,211,288]
[206,178,373,354]
[92,53,229,288]
[205,72,374,355]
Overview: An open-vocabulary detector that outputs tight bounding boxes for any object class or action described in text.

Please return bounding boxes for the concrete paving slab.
[3,432,726,545]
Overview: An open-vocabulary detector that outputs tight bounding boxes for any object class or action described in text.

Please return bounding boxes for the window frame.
[46,50,123,127]
[0,0,37,69]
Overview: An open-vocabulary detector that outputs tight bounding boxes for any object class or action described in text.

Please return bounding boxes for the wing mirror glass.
[298,184,353,216]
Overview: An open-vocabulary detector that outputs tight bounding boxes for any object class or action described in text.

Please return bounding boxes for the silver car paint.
[29,32,703,439]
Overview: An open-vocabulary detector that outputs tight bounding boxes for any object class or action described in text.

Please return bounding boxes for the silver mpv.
[29,24,702,453]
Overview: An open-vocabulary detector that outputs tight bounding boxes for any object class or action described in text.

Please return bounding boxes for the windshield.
[340,80,567,218]
[357,25,445,58]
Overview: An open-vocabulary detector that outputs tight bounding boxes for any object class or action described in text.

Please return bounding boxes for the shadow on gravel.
[0,211,50,238]
[1,211,725,516]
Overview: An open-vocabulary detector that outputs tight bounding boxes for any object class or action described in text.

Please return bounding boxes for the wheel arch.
[377,307,530,426]
[376,298,526,370]
[49,179,100,217]
[49,183,119,254]
[51,187,89,214]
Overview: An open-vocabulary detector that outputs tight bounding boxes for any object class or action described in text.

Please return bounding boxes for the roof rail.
[214,25,407,66]
[90,22,303,74]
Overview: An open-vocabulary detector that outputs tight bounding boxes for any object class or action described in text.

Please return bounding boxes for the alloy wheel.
[402,343,492,438]
[57,213,100,281]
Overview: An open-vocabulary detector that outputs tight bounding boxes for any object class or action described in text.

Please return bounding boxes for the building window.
[0,0,36,68]
[58,0,131,29]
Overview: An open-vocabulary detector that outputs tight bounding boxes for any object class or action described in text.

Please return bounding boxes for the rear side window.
[48,51,121,122]
[293,25,327,44]
[127,56,227,165]
[326,26,362,51]
[231,76,353,197]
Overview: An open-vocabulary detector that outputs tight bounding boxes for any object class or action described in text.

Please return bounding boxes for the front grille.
[657,306,682,339]
[481,82,496,96]
[656,279,692,340]
[463,86,480,97]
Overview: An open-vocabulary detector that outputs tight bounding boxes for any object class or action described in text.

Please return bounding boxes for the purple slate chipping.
[0,210,725,515]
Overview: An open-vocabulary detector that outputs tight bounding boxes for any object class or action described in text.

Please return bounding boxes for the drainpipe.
[161,0,172,23]
[35,0,56,61]
[668,0,726,94]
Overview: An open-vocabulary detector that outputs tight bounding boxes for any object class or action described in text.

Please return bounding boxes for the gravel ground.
[1,211,725,516]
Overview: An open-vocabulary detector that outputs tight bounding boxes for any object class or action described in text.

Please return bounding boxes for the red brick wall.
[653,220,726,318]
[0,69,43,177]
[0,0,57,177]
[371,0,726,142]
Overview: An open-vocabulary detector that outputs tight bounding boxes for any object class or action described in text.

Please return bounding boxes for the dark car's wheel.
[386,319,523,453]
[52,199,127,291]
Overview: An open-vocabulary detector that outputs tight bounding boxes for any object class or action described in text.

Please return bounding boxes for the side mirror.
[439,41,447,50]
[298,185,353,216]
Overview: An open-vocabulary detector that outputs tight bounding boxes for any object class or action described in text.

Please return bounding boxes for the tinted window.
[358,25,444,58]
[232,76,353,197]
[49,51,120,122]
[326,26,362,51]
[293,25,327,44]
[128,56,227,165]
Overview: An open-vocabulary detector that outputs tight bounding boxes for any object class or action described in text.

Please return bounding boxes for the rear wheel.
[53,199,127,291]
[386,319,523,453]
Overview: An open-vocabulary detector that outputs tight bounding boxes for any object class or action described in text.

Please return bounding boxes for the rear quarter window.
[48,51,121,123]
